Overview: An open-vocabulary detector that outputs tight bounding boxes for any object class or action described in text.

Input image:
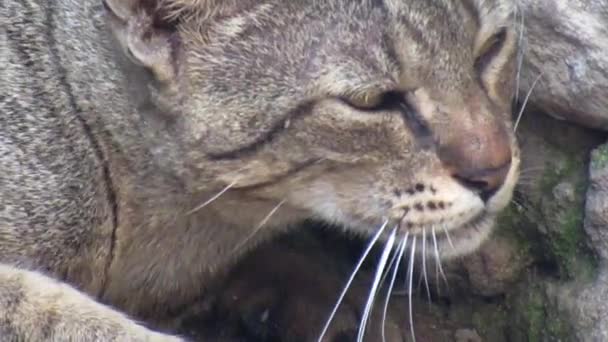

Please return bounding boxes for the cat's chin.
[427,213,496,259]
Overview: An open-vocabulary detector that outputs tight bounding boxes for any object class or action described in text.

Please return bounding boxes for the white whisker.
[187,179,239,215]
[357,228,397,342]
[431,227,448,287]
[421,228,431,304]
[514,71,544,132]
[229,199,287,255]
[519,166,547,173]
[407,236,417,342]
[514,6,526,105]
[382,233,408,342]
[317,220,389,342]
[441,225,455,250]
[378,227,404,288]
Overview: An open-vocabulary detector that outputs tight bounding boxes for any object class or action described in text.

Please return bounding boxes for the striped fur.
[1,0,519,340]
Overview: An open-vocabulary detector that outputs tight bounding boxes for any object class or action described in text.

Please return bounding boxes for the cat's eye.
[343,91,385,110]
[474,28,507,72]
[341,91,404,112]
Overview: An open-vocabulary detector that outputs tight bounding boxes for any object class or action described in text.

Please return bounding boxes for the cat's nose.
[438,122,512,202]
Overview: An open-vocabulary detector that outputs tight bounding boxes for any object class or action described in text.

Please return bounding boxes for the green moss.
[539,162,564,195]
[529,297,574,341]
[495,202,538,266]
[590,143,608,170]
[538,150,579,196]
[496,203,526,230]
[545,311,571,341]
[508,281,576,342]
[551,202,596,280]
[524,288,545,342]
[535,150,597,280]
[471,305,508,341]
[505,283,545,341]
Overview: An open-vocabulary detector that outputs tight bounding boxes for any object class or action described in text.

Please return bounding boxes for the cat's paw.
[0,264,185,342]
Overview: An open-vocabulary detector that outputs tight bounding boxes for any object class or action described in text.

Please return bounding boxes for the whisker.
[516,173,538,178]
[517,177,541,184]
[519,166,547,173]
[514,5,526,105]
[378,227,405,287]
[517,175,541,182]
[510,200,538,220]
[357,228,397,342]
[381,233,408,342]
[516,177,540,185]
[317,220,389,342]
[431,227,449,288]
[514,71,544,132]
[517,176,542,184]
[421,228,431,304]
[517,171,542,176]
[511,196,536,213]
[229,199,287,255]
[440,225,455,250]
[511,198,525,207]
[186,179,239,215]
[407,236,417,342]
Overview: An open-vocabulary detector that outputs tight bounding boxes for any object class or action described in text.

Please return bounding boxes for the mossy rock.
[513,109,601,280]
[506,279,576,342]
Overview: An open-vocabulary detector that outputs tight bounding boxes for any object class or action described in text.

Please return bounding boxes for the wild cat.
[0,0,519,340]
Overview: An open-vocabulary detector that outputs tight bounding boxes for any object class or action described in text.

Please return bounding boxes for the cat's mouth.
[316,208,497,342]
[362,208,494,260]
[420,211,495,258]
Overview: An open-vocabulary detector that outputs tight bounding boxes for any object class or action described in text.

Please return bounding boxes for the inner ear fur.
[103,0,260,82]
[103,0,186,82]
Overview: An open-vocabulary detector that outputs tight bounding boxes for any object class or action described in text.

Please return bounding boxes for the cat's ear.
[102,0,192,83]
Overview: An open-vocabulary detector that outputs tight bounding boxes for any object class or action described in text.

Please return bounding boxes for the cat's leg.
[0,264,185,342]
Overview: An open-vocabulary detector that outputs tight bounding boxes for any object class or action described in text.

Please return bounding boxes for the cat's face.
[107,0,519,258]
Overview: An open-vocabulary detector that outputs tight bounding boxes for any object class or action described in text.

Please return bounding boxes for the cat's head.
[104,0,519,258]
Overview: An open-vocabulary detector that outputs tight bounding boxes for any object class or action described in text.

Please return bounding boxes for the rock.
[518,0,608,129]
[516,108,600,279]
[513,2,608,340]
[556,142,608,341]
[462,236,526,297]
[552,182,575,203]
[584,143,608,261]
[441,109,604,342]
[454,328,482,342]
[566,271,608,341]
[500,138,608,342]
[506,277,577,341]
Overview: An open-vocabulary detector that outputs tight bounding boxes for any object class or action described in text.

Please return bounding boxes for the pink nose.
[438,122,511,201]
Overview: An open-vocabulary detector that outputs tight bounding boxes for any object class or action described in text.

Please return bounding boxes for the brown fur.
[0,0,519,340]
